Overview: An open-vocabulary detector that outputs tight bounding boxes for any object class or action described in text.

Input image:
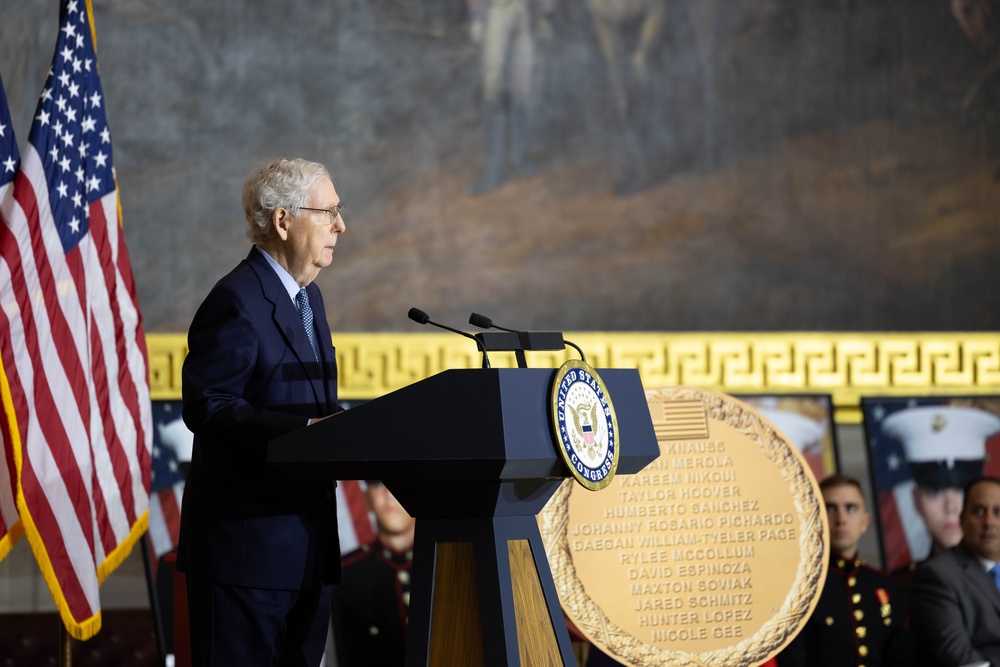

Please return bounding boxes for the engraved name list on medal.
[541,386,827,667]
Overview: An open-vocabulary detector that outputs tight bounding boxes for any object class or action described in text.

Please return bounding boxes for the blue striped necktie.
[991,564,1000,592]
[296,287,319,361]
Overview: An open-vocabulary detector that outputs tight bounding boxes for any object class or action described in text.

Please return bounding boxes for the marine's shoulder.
[341,542,376,568]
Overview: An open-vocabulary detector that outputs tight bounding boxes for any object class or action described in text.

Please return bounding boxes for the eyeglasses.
[298,202,345,225]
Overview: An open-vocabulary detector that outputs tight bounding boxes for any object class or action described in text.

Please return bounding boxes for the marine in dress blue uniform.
[335,542,413,666]
[334,481,416,666]
[779,555,911,667]
[777,475,912,667]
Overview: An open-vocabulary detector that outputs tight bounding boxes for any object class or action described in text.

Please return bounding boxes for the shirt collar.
[976,556,999,573]
[255,245,301,303]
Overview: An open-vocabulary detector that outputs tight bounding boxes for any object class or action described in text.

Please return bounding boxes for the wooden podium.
[268,368,659,666]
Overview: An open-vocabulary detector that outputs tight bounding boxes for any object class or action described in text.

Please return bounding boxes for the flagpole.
[142,536,168,666]
[59,621,72,666]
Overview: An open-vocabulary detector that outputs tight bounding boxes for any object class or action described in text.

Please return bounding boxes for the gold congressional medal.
[551,360,620,491]
[540,386,828,667]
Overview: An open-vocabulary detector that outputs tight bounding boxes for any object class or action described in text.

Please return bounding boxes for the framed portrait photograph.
[733,393,840,484]
[861,396,1000,575]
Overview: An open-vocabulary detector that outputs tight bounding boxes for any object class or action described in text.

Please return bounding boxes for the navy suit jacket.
[177,246,341,589]
[910,541,1000,666]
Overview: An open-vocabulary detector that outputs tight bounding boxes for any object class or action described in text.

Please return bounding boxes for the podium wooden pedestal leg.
[406,515,575,667]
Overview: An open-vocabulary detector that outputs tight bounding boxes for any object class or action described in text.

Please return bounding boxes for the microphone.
[408,307,491,368]
[469,312,511,332]
[469,312,528,367]
[469,312,586,363]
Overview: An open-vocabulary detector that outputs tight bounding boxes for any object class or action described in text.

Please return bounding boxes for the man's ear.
[272,207,291,241]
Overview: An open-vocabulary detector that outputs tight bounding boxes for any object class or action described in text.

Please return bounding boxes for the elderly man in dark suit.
[910,476,1000,667]
[177,157,347,666]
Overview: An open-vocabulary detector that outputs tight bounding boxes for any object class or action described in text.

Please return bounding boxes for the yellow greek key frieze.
[145,332,1000,423]
[146,334,187,401]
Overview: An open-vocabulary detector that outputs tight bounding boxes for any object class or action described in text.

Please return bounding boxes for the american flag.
[0,0,152,641]
[0,72,24,561]
[148,402,187,559]
[864,398,942,570]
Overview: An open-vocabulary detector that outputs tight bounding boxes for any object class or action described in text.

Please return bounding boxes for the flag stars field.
[29,0,115,251]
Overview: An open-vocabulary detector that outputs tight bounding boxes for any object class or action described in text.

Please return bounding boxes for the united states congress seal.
[551,360,620,491]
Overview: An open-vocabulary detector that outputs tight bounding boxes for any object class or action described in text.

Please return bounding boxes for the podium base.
[405,513,575,667]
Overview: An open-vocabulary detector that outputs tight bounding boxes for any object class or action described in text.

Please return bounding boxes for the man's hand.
[307,414,335,426]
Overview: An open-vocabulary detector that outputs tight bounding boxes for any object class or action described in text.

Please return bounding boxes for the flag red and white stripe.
[0,0,151,640]
[338,479,376,554]
[148,480,183,558]
[0,70,24,561]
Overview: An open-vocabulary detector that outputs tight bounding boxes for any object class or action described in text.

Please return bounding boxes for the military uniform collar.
[378,543,413,566]
[830,554,864,572]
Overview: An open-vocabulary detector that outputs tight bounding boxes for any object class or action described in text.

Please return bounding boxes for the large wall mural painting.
[2,0,997,333]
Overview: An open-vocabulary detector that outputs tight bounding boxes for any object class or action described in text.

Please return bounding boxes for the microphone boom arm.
[408,307,491,368]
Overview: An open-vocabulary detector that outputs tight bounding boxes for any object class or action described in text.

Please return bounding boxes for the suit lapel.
[955,544,1000,615]
[246,249,326,406]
